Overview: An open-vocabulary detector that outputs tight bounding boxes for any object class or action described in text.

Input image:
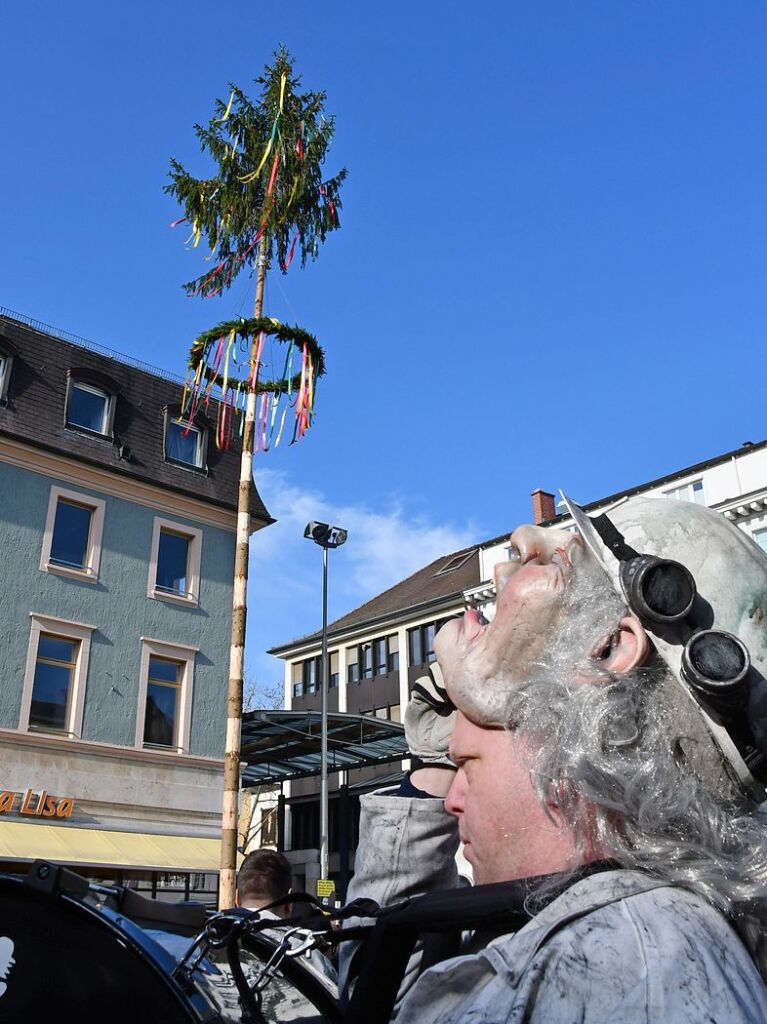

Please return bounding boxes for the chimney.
[531,489,556,525]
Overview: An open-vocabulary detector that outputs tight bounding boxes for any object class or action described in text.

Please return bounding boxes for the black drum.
[159,915,342,1024]
[0,870,341,1023]
[0,872,212,1023]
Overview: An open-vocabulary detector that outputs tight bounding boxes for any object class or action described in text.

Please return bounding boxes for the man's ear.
[592,615,650,675]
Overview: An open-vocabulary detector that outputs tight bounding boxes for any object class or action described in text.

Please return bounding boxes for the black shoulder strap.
[342,862,621,1024]
[344,881,532,1024]
[590,513,639,562]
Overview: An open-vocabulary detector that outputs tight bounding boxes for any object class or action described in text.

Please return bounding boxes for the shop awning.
[240,710,409,786]
[0,820,220,872]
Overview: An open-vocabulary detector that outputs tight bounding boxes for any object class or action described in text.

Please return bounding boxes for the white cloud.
[244,468,480,688]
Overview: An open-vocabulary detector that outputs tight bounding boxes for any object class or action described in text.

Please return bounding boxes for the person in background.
[238,848,338,989]
[236,849,293,917]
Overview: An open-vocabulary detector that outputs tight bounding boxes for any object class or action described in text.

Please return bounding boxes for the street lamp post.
[304,521,348,891]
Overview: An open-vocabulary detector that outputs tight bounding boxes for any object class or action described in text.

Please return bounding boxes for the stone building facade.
[0,308,271,901]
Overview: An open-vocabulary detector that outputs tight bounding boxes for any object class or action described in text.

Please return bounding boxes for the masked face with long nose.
[434,524,638,725]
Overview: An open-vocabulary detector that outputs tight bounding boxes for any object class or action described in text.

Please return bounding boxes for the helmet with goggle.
[562,493,767,802]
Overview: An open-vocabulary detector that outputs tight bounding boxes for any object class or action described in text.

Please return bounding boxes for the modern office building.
[267,438,767,894]
[0,308,271,902]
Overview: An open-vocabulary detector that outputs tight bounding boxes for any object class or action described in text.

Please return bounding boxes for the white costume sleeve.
[397,875,767,1023]
[339,788,459,1003]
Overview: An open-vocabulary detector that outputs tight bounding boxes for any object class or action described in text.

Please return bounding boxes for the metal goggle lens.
[619,557,696,624]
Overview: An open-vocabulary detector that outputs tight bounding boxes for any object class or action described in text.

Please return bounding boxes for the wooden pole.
[218,237,269,909]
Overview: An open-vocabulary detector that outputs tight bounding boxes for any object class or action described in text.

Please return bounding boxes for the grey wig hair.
[506,666,767,919]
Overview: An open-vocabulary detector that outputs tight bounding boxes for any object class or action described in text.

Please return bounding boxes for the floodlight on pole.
[304,521,348,548]
[304,520,348,896]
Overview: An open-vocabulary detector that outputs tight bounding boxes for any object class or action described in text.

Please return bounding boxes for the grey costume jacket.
[343,790,767,1023]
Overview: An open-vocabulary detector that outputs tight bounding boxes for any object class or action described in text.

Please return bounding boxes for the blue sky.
[3,2,767,686]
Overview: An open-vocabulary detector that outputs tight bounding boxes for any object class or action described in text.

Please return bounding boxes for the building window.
[0,350,13,402]
[408,626,422,667]
[361,705,402,722]
[360,643,374,680]
[40,486,106,582]
[347,647,360,685]
[144,656,183,747]
[261,808,277,846]
[374,638,388,676]
[67,381,113,437]
[433,549,475,577]
[408,622,437,667]
[148,517,202,606]
[294,653,339,693]
[303,656,321,695]
[136,637,197,753]
[51,501,92,569]
[290,801,320,851]
[29,635,78,732]
[20,613,95,737]
[408,622,445,667]
[754,529,767,553]
[665,480,705,505]
[157,531,190,594]
[347,636,398,683]
[165,416,205,470]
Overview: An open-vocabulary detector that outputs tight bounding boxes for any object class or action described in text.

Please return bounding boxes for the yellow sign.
[316,879,335,898]
[0,789,74,819]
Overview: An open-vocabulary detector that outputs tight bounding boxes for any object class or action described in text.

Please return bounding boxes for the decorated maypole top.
[166,48,345,909]
[166,45,345,449]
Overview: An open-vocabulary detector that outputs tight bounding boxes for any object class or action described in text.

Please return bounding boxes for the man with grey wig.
[342,496,767,1022]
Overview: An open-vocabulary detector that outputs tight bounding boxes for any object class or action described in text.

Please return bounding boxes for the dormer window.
[67,380,113,437]
[0,346,15,403]
[433,549,475,577]
[165,415,205,470]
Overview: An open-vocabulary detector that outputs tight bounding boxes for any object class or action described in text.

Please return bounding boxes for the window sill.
[142,742,186,755]
[148,588,199,608]
[42,562,99,584]
[65,424,114,444]
[164,457,208,476]
[27,725,73,738]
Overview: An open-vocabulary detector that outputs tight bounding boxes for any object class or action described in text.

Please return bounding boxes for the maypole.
[166,47,345,908]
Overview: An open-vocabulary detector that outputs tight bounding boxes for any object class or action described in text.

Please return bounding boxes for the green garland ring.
[188,316,326,395]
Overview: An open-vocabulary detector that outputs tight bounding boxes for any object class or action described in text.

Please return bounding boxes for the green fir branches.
[166,46,346,298]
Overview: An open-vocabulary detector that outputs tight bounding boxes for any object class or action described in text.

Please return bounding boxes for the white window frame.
[19,613,96,738]
[66,379,115,438]
[664,479,705,505]
[164,414,206,470]
[0,350,13,402]
[40,485,106,583]
[135,636,198,754]
[147,516,203,607]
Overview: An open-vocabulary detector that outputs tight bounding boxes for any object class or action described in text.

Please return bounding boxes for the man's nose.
[509,525,569,565]
[444,771,464,818]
